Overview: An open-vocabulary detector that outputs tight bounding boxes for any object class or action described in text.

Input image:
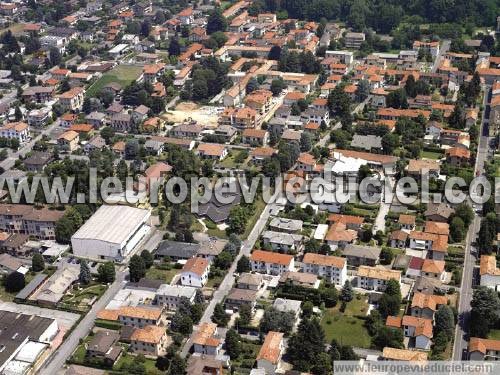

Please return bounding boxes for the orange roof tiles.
[421,259,445,274]
[402,315,433,338]
[182,257,209,276]
[411,292,448,311]
[469,337,500,354]
[303,253,345,269]
[257,331,283,364]
[131,325,166,344]
[480,255,500,276]
[250,250,293,266]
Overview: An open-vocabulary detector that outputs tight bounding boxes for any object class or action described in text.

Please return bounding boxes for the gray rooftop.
[342,244,381,260]
[71,205,150,245]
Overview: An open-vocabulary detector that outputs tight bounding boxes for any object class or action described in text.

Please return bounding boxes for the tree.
[450,216,465,243]
[129,255,146,282]
[270,78,286,96]
[141,20,151,37]
[140,250,154,269]
[470,287,500,337]
[382,133,399,154]
[448,101,466,129]
[168,355,186,375]
[225,328,241,358]
[260,307,295,333]
[380,247,394,265]
[14,106,22,121]
[207,8,227,34]
[170,311,193,335]
[300,132,312,152]
[4,272,24,293]
[212,302,229,326]
[79,260,91,285]
[378,279,402,318]
[373,326,404,349]
[434,305,455,337]
[49,47,62,67]
[98,262,115,283]
[100,127,115,144]
[168,37,181,56]
[356,79,370,101]
[340,280,354,302]
[454,203,473,227]
[237,255,251,273]
[405,74,417,97]
[238,303,252,326]
[214,251,233,269]
[386,88,408,109]
[287,318,327,372]
[32,253,45,272]
[268,45,282,60]
[246,77,259,94]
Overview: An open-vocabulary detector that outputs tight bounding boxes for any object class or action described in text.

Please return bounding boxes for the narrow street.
[452,85,490,360]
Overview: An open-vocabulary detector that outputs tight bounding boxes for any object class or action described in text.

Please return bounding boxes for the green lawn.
[488,329,500,340]
[0,272,35,302]
[60,282,107,311]
[112,352,157,373]
[242,197,267,239]
[145,265,180,283]
[321,296,371,348]
[422,151,443,160]
[86,65,143,97]
[231,340,261,370]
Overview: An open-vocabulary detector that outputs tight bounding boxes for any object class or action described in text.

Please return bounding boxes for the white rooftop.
[72,205,150,245]
[15,341,47,363]
[156,284,197,299]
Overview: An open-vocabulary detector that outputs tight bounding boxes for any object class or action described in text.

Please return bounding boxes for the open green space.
[86,65,142,97]
[321,296,371,348]
[145,264,181,283]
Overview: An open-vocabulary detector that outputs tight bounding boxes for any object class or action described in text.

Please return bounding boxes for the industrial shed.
[71,205,151,261]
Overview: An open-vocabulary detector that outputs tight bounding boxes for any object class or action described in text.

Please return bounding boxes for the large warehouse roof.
[72,205,150,245]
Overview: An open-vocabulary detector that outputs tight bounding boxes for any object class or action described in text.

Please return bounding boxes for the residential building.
[180,257,210,287]
[58,87,85,112]
[0,122,29,143]
[225,288,257,311]
[237,273,264,290]
[345,32,365,49]
[192,322,222,356]
[196,143,228,161]
[469,337,500,360]
[256,331,284,374]
[357,266,401,291]
[410,292,448,320]
[250,250,295,275]
[261,231,303,253]
[302,253,347,285]
[130,325,169,357]
[154,284,197,310]
[278,271,320,289]
[402,315,433,350]
[480,255,500,290]
[85,330,122,366]
[58,130,79,152]
[342,244,381,267]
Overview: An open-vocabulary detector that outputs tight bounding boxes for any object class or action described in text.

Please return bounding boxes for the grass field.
[321,296,371,348]
[422,151,443,160]
[0,23,24,36]
[86,65,142,97]
[145,265,180,283]
[488,329,500,340]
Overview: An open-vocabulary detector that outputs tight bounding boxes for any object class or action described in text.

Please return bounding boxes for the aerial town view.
[0,0,499,374]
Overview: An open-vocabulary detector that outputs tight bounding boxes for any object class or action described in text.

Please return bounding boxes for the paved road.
[372,175,395,234]
[180,198,279,357]
[40,227,161,374]
[0,121,60,172]
[39,268,128,375]
[452,85,490,360]
[431,39,450,73]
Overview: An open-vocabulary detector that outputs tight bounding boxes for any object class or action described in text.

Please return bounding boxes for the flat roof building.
[71,205,151,261]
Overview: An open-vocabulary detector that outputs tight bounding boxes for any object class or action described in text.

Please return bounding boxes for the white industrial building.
[71,205,151,261]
